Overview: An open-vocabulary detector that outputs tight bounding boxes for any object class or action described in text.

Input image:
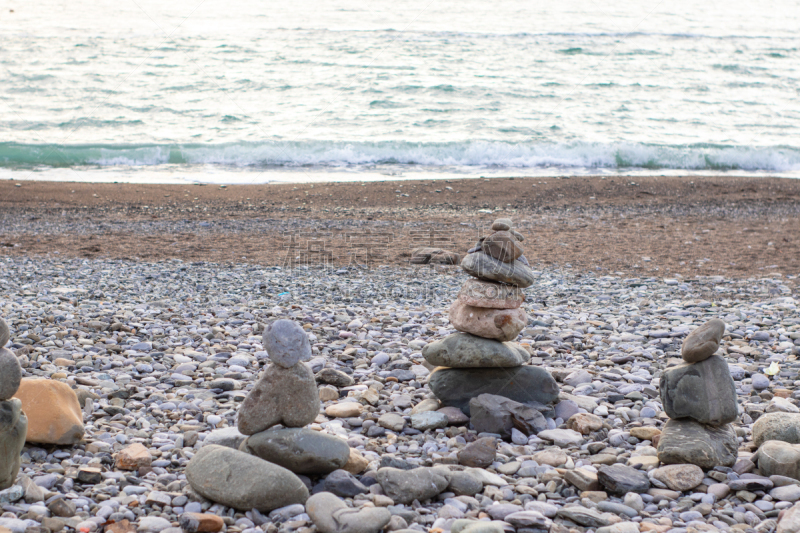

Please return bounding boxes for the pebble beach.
[1,250,800,533]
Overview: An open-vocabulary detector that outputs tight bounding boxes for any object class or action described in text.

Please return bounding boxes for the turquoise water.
[2,0,800,182]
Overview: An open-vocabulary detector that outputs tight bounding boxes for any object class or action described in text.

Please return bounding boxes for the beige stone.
[115,443,152,470]
[343,448,369,474]
[325,402,363,418]
[566,413,604,435]
[13,379,84,445]
[448,299,527,342]
[630,427,662,441]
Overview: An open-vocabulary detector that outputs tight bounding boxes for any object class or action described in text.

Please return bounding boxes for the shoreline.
[2,175,799,282]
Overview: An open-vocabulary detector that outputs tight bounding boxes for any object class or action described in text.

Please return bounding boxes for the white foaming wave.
[26,141,800,172]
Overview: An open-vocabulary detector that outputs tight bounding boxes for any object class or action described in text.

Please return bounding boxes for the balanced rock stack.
[0,318,28,491]
[657,318,739,468]
[187,319,352,512]
[427,218,560,437]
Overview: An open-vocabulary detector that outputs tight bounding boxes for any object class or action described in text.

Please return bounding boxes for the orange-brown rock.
[105,519,136,533]
[179,513,225,533]
[13,379,84,445]
[343,448,369,474]
[115,443,152,470]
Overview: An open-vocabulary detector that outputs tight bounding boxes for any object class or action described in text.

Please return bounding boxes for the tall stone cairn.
[426,218,560,437]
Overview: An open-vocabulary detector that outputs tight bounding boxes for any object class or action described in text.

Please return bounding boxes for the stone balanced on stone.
[186,319,351,512]
[0,317,28,491]
[427,218,560,439]
[657,318,739,468]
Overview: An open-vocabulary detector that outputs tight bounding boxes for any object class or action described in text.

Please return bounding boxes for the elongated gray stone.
[242,428,350,475]
[185,445,308,512]
[657,419,738,469]
[422,333,529,368]
[460,253,535,288]
[0,399,28,491]
[660,354,738,426]
[429,366,559,415]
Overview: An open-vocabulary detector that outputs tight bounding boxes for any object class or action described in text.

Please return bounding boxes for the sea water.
[1,0,799,183]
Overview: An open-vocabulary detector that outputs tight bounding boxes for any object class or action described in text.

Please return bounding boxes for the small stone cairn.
[426,218,560,438]
[657,318,739,469]
[186,319,352,512]
[0,317,28,491]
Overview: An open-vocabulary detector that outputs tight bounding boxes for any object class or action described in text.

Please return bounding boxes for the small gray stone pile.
[187,319,357,512]
[427,219,560,437]
[0,317,27,492]
[657,318,740,468]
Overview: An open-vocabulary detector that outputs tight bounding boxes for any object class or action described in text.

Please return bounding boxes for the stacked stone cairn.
[186,319,392,529]
[426,218,560,439]
[0,317,28,491]
[657,318,740,469]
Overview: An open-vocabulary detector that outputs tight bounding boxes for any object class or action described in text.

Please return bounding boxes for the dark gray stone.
[429,366,559,415]
[660,355,738,426]
[597,464,651,495]
[243,428,350,475]
[468,394,546,438]
[657,418,738,469]
[460,253,535,288]
[316,368,354,388]
[376,467,450,504]
[323,470,369,498]
[457,437,496,468]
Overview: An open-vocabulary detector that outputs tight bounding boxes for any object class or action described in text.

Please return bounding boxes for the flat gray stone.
[185,445,308,512]
[422,333,529,368]
[202,427,247,450]
[460,253,535,288]
[243,428,350,475]
[306,492,391,533]
[376,467,449,504]
[537,429,584,448]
